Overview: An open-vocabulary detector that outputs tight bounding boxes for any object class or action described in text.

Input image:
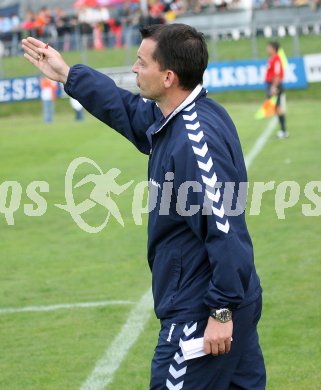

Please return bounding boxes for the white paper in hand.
[179,337,206,360]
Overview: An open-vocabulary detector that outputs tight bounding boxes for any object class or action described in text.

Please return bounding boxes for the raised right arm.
[22,37,158,154]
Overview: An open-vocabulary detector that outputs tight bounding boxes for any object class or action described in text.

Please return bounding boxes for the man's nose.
[132,61,138,74]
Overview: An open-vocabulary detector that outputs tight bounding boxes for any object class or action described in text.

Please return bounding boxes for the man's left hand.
[203,317,233,355]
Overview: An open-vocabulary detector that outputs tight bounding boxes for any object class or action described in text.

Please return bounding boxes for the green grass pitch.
[0,97,320,389]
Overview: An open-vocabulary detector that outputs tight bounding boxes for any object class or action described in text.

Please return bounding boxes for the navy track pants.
[150,296,266,390]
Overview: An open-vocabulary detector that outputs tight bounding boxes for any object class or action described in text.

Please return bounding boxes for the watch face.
[214,309,232,322]
[220,311,230,321]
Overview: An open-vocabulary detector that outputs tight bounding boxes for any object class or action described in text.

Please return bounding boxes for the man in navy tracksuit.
[22,23,266,389]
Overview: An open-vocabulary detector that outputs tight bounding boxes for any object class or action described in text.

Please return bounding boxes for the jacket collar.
[146,84,205,146]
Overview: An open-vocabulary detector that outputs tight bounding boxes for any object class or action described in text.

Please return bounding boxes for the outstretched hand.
[21,37,70,84]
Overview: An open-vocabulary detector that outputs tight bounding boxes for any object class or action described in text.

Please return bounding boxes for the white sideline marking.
[245,117,278,169]
[0,300,134,315]
[79,288,153,390]
[78,118,277,389]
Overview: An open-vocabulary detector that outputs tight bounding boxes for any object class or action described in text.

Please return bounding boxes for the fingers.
[217,341,226,355]
[22,38,40,53]
[23,52,41,68]
[225,338,232,354]
[203,339,212,355]
[22,38,58,55]
[25,36,46,48]
[22,43,40,62]
[204,338,232,356]
[203,339,224,355]
[211,343,219,356]
[22,40,58,66]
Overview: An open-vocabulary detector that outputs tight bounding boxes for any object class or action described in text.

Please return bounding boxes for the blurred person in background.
[9,13,21,55]
[144,2,165,25]
[265,41,288,139]
[70,97,85,121]
[120,1,144,46]
[0,15,12,55]
[22,10,36,35]
[40,77,58,123]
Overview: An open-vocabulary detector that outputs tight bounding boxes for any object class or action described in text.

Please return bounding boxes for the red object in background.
[150,2,164,16]
[108,18,122,47]
[22,20,36,30]
[74,0,100,8]
[74,0,138,7]
[97,0,135,5]
[93,24,104,50]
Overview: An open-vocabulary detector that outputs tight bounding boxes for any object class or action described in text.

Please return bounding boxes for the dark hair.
[268,41,280,52]
[140,24,209,90]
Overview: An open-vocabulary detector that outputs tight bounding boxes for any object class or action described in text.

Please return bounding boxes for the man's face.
[132,38,168,101]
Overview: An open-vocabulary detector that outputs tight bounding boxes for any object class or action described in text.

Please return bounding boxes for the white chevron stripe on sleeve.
[201,172,217,188]
[185,121,200,131]
[192,143,208,158]
[212,204,225,219]
[197,157,213,173]
[188,131,204,143]
[216,220,230,233]
[183,322,197,337]
[183,110,230,234]
[169,365,187,380]
[182,111,197,121]
[166,379,184,390]
[206,189,221,203]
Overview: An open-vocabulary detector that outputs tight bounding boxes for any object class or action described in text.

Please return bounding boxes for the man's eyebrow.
[137,54,146,62]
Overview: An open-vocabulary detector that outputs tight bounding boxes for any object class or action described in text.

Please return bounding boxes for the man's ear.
[164,70,178,89]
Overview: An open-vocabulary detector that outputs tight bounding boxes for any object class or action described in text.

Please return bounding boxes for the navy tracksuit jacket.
[64,65,265,389]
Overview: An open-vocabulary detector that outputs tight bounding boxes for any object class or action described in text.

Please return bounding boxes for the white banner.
[303,54,321,83]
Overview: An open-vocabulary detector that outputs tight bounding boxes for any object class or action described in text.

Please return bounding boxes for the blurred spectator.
[40,77,58,123]
[0,15,12,33]
[70,97,85,121]
[1,0,319,58]
[164,0,186,21]
[119,1,141,46]
[144,2,166,25]
[108,18,123,47]
[22,10,36,33]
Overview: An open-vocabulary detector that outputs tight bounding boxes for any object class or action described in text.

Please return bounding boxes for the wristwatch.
[210,308,232,323]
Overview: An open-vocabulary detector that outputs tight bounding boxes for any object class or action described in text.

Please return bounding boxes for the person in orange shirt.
[265,41,288,139]
[40,77,58,123]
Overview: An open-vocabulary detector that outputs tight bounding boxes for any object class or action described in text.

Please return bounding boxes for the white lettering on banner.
[204,64,267,88]
[304,54,321,83]
[203,61,303,90]
[221,67,236,86]
[12,79,25,101]
[284,64,297,83]
[0,77,39,103]
[234,66,246,85]
[25,77,39,99]
[0,80,11,102]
